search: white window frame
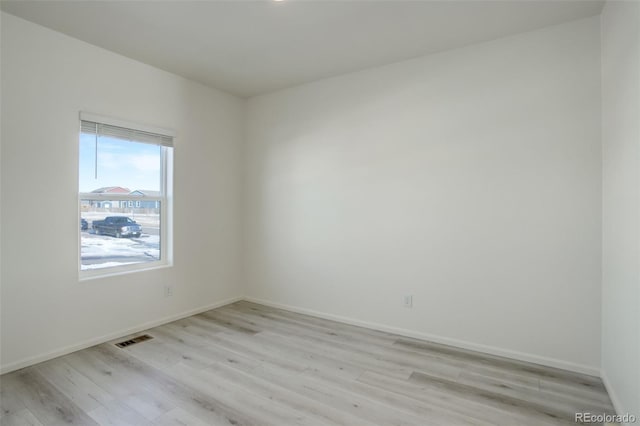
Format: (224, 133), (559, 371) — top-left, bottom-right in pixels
(78, 112), (174, 280)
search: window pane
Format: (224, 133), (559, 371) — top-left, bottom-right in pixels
(80, 201), (161, 270)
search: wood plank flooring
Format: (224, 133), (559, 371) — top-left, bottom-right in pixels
(0, 301), (616, 425)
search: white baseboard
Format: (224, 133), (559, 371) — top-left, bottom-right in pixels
(244, 296), (601, 377)
(0, 296), (242, 375)
(600, 369), (628, 420)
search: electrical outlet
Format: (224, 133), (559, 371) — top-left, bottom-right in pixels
(164, 285), (173, 297)
(403, 295), (413, 308)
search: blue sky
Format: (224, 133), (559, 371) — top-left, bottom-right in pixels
(79, 134), (161, 193)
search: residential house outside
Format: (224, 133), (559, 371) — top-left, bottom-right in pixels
(80, 187), (160, 214)
(129, 190), (161, 210)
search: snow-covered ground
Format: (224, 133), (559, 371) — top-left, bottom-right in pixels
(80, 231), (160, 270)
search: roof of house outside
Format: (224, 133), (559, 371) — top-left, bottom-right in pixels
(130, 190), (161, 197)
(89, 187), (161, 197)
(91, 186), (131, 193)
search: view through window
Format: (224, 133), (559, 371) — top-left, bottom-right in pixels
(79, 116), (173, 273)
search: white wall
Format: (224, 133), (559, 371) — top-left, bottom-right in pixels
(244, 17), (603, 373)
(601, 1), (640, 418)
(0, 13), (245, 372)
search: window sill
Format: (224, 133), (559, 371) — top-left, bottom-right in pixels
(79, 261), (173, 281)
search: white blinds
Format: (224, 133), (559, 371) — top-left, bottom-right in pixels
(81, 120), (173, 147)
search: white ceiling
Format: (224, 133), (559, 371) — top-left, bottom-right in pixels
(1, 0), (604, 98)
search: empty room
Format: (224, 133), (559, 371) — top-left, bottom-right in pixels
(0, 0), (638, 425)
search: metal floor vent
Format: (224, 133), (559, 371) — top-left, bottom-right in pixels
(115, 334), (153, 348)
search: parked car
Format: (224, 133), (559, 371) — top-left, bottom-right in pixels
(92, 216), (142, 238)
(81, 218), (88, 230)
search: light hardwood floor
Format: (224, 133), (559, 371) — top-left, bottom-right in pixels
(0, 301), (615, 425)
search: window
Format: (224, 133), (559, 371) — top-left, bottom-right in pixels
(79, 113), (173, 276)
